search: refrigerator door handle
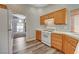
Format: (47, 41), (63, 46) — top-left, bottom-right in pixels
(8, 29), (12, 31)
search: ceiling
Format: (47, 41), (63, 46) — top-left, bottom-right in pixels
(29, 4), (49, 8)
(7, 4), (53, 8)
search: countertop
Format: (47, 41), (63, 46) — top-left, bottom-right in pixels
(36, 28), (79, 41)
(53, 31), (79, 41)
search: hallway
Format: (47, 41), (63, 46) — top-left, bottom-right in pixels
(13, 37), (26, 53)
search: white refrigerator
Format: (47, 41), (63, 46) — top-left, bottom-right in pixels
(0, 8), (13, 54)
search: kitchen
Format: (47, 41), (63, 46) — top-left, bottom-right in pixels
(0, 4), (79, 54)
(36, 8), (79, 54)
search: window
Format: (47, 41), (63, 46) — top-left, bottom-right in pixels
(71, 9), (79, 33)
(73, 15), (79, 33)
(17, 19), (24, 32)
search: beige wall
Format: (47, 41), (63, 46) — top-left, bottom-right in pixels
(41, 4), (79, 31)
(7, 4), (79, 41)
(7, 4), (43, 40)
(27, 4), (79, 40)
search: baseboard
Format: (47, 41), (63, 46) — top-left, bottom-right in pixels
(25, 37), (35, 42)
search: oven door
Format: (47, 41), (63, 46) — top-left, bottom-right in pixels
(42, 31), (51, 46)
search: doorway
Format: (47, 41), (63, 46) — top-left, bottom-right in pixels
(12, 14), (26, 38)
(12, 14), (26, 53)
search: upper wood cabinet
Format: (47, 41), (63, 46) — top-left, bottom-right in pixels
(0, 4), (7, 9)
(53, 8), (67, 25)
(40, 15), (46, 25)
(40, 8), (67, 25)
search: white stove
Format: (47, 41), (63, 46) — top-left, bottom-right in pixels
(41, 18), (56, 46)
(41, 29), (55, 46)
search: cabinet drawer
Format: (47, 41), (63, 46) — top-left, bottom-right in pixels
(52, 33), (62, 39)
(52, 40), (62, 46)
(52, 37), (62, 42)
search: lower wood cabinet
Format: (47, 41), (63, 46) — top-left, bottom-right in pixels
(35, 31), (78, 54)
(52, 41), (62, 51)
(36, 30), (41, 41)
(51, 33), (63, 51)
(51, 33), (78, 54)
(63, 41), (75, 54)
(62, 35), (78, 54)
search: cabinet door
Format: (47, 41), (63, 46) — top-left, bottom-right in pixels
(52, 40), (62, 51)
(63, 35), (78, 54)
(36, 30), (41, 41)
(53, 8), (67, 25)
(40, 16), (46, 25)
(63, 41), (75, 54)
(51, 33), (62, 51)
(66, 36), (78, 47)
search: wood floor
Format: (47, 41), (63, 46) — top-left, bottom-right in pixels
(13, 37), (63, 54)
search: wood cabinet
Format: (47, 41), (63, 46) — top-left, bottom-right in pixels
(36, 30), (78, 54)
(51, 33), (63, 51)
(62, 35), (78, 54)
(40, 8), (67, 25)
(53, 8), (67, 25)
(63, 41), (75, 54)
(40, 16), (46, 25)
(36, 30), (41, 41)
(0, 4), (7, 9)
(51, 33), (78, 54)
